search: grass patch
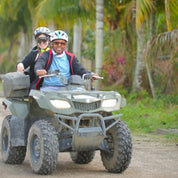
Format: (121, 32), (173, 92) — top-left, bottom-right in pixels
(114, 96), (178, 142)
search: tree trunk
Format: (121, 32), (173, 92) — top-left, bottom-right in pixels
(32, 20), (36, 49)
(17, 31), (32, 61)
(132, 24), (146, 92)
(150, 7), (155, 38)
(132, 0), (136, 31)
(73, 19), (82, 62)
(146, 4), (156, 98)
(17, 31), (25, 61)
(95, 0), (104, 90)
(131, 0), (137, 84)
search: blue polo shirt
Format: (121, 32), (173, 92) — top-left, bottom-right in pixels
(42, 51), (71, 87)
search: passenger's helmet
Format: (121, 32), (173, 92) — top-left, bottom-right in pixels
(34, 27), (51, 39)
(50, 30), (68, 42)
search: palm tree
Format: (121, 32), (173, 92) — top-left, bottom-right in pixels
(143, 0), (178, 97)
(132, 0), (153, 92)
(73, 19), (82, 61)
(95, 0), (104, 90)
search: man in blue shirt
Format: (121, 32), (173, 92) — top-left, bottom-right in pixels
(32, 30), (97, 90)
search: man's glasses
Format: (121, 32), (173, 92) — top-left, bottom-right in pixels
(53, 41), (66, 46)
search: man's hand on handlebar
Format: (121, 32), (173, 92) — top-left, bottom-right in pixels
(83, 73), (103, 80)
(91, 73), (99, 80)
(36, 69), (47, 76)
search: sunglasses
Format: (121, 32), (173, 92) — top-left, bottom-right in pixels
(53, 41), (66, 46)
(37, 39), (48, 44)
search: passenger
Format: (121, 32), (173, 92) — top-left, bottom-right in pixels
(32, 30), (98, 91)
(17, 27), (51, 83)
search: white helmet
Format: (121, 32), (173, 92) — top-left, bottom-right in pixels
(50, 30), (68, 42)
(34, 27), (51, 39)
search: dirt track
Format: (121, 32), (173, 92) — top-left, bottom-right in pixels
(0, 97), (178, 178)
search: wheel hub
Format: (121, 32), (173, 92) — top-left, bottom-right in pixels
(2, 128), (8, 152)
(31, 135), (41, 162)
(105, 133), (114, 159)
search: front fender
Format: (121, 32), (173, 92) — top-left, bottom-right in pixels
(10, 115), (26, 146)
(2, 98), (29, 119)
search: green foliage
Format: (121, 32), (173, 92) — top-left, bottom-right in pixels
(0, 59), (16, 73)
(101, 28), (135, 91)
(0, 2), (32, 40)
(0, 50), (17, 73)
(169, 0), (178, 29)
(82, 28), (95, 61)
(136, 0), (154, 30)
(114, 94), (178, 141)
(155, 93), (178, 105)
(155, 12), (168, 34)
(35, 0), (93, 27)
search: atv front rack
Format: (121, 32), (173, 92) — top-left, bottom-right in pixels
(54, 113), (122, 151)
(54, 113), (122, 134)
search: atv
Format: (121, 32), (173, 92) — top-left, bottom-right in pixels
(0, 71), (132, 175)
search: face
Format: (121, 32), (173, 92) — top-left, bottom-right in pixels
(36, 34), (49, 49)
(52, 39), (67, 54)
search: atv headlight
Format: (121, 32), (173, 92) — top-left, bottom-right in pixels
(102, 99), (117, 108)
(50, 100), (71, 109)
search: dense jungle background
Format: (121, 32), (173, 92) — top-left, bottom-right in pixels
(0, 0), (177, 140)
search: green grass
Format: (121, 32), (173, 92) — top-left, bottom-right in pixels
(115, 97), (178, 142)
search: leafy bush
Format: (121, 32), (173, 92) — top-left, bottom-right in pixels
(114, 94), (178, 141)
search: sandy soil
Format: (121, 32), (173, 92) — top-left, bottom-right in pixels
(0, 97), (178, 178)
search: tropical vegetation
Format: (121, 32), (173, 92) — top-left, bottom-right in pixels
(0, 0), (177, 139)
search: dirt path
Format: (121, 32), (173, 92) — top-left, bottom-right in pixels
(0, 97), (178, 178)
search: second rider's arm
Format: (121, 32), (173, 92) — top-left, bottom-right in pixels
(34, 51), (49, 76)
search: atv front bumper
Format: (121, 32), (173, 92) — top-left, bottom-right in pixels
(54, 113), (122, 151)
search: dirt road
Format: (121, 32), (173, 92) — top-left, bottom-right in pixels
(0, 97), (178, 178)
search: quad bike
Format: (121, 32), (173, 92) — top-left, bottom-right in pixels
(0, 71), (132, 175)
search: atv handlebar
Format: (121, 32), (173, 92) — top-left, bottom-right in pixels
(39, 70), (60, 78)
(39, 71), (103, 80)
(82, 73), (104, 80)
(37, 71), (103, 91)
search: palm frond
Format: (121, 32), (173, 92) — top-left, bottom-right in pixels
(0, 0), (27, 20)
(136, 0), (154, 30)
(35, 0), (93, 28)
(151, 29), (178, 51)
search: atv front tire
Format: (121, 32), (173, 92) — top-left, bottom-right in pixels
(27, 120), (58, 175)
(70, 151), (95, 164)
(100, 119), (132, 173)
(0, 115), (26, 164)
